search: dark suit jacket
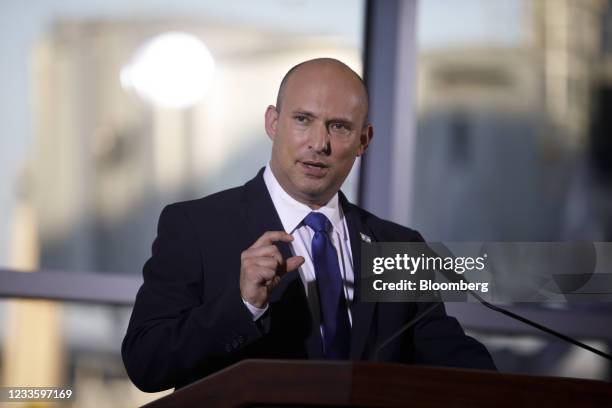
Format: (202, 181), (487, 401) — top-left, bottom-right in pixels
(122, 168), (495, 392)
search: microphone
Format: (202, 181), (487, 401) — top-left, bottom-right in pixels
(373, 302), (441, 361)
(372, 243), (612, 362)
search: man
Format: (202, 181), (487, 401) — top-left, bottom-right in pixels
(122, 58), (495, 393)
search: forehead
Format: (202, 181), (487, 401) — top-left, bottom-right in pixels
(281, 65), (366, 119)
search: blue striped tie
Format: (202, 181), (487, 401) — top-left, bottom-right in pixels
(303, 212), (351, 359)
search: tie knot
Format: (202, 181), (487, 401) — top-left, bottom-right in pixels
(303, 212), (331, 233)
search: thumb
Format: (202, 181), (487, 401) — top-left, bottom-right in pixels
(285, 256), (305, 273)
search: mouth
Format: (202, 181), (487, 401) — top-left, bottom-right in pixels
(298, 160), (329, 177)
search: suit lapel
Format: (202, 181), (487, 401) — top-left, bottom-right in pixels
(340, 192), (377, 360)
(243, 168), (323, 359)
(243, 168), (294, 262)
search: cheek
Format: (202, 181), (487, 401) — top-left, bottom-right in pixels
(332, 141), (360, 162)
(281, 133), (308, 157)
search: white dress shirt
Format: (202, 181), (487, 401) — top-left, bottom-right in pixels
(242, 164), (354, 329)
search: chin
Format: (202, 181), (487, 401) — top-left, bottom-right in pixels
(294, 181), (327, 199)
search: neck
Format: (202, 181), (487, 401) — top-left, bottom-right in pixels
(306, 202), (322, 210)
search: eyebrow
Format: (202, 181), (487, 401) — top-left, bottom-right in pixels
(291, 110), (355, 125)
(291, 110), (317, 118)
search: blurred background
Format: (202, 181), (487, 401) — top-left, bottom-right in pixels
(0, 0), (611, 406)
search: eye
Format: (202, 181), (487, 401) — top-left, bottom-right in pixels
(294, 114), (310, 124)
(329, 122), (351, 133)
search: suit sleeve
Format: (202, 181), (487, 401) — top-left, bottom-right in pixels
(410, 302), (496, 370)
(121, 204), (265, 392)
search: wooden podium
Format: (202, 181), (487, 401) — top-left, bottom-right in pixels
(142, 359), (612, 407)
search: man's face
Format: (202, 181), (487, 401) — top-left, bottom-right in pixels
(265, 63), (373, 208)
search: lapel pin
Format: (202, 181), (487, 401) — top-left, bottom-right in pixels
(360, 232), (372, 243)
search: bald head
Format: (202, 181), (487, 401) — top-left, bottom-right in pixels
(264, 57), (374, 208)
(275, 58), (369, 125)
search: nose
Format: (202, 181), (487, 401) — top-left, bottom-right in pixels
(309, 122), (331, 154)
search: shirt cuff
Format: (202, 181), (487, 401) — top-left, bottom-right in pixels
(242, 298), (269, 321)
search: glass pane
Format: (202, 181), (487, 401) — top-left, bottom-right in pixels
(415, 0), (612, 379)
(0, 1), (365, 276)
(414, 0), (612, 242)
(0, 298), (170, 407)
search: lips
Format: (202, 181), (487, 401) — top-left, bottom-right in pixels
(302, 160), (328, 168)
(299, 160), (329, 177)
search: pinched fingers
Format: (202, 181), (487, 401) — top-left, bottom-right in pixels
(241, 244), (283, 266)
(250, 231), (293, 249)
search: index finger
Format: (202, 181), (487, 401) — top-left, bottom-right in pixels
(250, 231), (293, 249)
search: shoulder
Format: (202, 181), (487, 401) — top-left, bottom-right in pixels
(161, 184), (246, 224)
(344, 201), (425, 243)
(162, 168), (267, 221)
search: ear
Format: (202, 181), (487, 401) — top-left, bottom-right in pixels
(356, 124), (373, 156)
(265, 105), (279, 141)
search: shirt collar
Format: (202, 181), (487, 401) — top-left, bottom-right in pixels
(263, 164), (345, 237)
